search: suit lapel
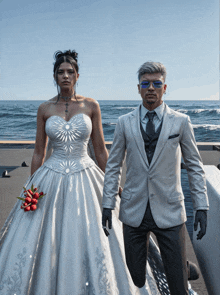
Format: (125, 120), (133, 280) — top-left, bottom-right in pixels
(150, 104), (175, 168)
(130, 105), (149, 167)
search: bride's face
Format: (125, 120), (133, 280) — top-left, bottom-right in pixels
(56, 62), (79, 91)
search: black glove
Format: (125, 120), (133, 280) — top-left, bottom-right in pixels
(194, 210), (207, 240)
(102, 208), (112, 237)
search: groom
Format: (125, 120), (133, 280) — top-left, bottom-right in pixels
(102, 62), (209, 294)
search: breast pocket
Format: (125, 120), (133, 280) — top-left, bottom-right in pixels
(167, 135), (180, 148)
(168, 134), (180, 140)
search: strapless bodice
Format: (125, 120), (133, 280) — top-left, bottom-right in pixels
(44, 114), (95, 174)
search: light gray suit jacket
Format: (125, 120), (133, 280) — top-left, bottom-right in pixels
(102, 103), (209, 228)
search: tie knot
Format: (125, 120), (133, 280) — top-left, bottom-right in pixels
(146, 111), (156, 121)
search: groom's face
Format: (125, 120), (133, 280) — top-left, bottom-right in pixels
(138, 73), (167, 110)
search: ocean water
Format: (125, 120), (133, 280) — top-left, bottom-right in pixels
(0, 100), (219, 142)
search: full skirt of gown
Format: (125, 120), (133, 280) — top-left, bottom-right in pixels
(0, 164), (161, 294)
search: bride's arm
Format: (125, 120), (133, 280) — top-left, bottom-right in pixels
(31, 103), (48, 175)
(90, 100), (108, 172)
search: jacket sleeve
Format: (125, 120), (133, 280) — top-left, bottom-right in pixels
(180, 116), (209, 210)
(102, 117), (126, 209)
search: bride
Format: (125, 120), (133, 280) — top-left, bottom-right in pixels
(0, 50), (196, 295)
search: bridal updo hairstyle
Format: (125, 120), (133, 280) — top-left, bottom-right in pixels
(53, 50), (79, 83)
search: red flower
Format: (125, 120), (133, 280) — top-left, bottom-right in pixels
(33, 193), (40, 199)
(31, 199), (38, 205)
(25, 197), (32, 204)
(30, 205), (37, 211)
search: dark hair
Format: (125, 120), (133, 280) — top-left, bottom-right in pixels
(53, 50), (79, 82)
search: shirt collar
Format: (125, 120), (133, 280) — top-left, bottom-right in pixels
(140, 102), (165, 121)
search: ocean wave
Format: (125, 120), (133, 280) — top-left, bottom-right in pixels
(0, 112), (37, 119)
(193, 124), (220, 130)
(176, 108), (220, 115)
(103, 122), (117, 126)
(192, 109), (208, 113)
(191, 109), (220, 114)
(176, 109), (188, 114)
(114, 107), (136, 110)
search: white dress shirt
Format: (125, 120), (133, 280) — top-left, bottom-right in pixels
(140, 102), (165, 132)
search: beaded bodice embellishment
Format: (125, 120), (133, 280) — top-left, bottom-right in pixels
(44, 114), (95, 174)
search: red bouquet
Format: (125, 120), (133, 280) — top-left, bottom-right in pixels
(17, 184), (46, 212)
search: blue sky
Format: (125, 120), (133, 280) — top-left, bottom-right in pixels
(0, 0), (219, 101)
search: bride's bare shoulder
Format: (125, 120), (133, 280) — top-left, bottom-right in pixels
(37, 96), (57, 114)
(46, 96), (58, 104)
(82, 96), (100, 109)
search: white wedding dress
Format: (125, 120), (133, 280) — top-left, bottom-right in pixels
(0, 114), (196, 295)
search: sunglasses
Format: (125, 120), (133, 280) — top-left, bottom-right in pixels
(140, 80), (163, 89)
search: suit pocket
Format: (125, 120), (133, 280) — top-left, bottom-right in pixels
(168, 134), (180, 139)
(121, 191), (131, 200)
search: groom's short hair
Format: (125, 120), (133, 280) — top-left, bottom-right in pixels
(137, 62), (167, 82)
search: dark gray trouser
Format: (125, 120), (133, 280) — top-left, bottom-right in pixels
(123, 202), (188, 295)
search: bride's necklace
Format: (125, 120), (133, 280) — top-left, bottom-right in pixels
(60, 94), (74, 114)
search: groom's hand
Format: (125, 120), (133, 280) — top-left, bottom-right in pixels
(102, 208), (112, 237)
(194, 210), (207, 240)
